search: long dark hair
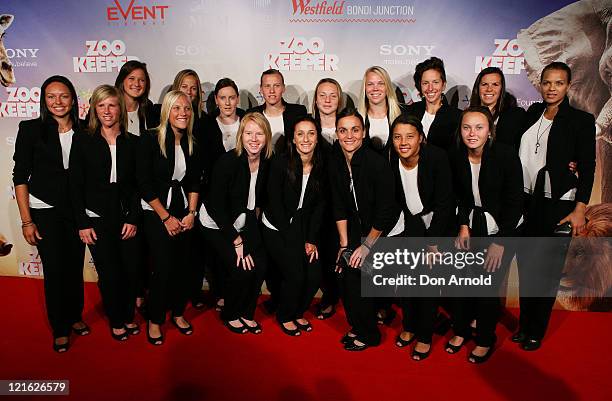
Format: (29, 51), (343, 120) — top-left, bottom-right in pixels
(40, 75), (80, 127)
(457, 105), (496, 149)
(287, 115), (323, 192)
(469, 67), (509, 120)
(114, 60), (151, 130)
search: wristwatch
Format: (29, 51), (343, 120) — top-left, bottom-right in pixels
(189, 210), (198, 216)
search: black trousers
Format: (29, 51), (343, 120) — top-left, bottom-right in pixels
(516, 196), (574, 340)
(318, 219), (340, 308)
(88, 215), (139, 329)
(142, 210), (192, 324)
(340, 267), (380, 346)
(202, 227), (267, 321)
(198, 225), (224, 300)
(449, 237), (514, 347)
(262, 225), (322, 323)
(31, 208), (85, 338)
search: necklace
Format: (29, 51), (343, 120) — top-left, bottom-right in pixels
(534, 112), (553, 154)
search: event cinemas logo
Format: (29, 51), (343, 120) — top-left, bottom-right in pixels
(73, 40), (139, 73)
(266, 37), (339, 71)
(475, 39), (525, 75)
(106, 0), (170, 24)
(291, 0), (345, 15)
(0, 86), (40, 118)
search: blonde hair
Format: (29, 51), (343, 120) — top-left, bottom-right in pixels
(234, 112), (273, 159)
(312, 78), (344, 120)
(357, 66), (402, 124)
(88, 85), (127, 135)
(156, 90), (195, 158)
(171, 69), (203, 119)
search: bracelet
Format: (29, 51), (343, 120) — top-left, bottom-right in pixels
(362, 242), (372, 251)
(188, 210), (198, 216)
(21, 220), (33, 227)
(161, 214), (171, 223)
(234, 241), (243, 248)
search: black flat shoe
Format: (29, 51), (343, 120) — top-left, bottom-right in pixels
(125, 324), (140, 336)
(241, 319), (263, 334)
(344, 340), (368, 351)
(280, 323), (301, 337)
(377, 308), (397, 326)
(215, 300), (224, 312)
(224, 320), (248, 334)
(446, 336), (469, 354)
(340, 333), (356, 345)
(111, 327), (129, 342)
(295, 320), (313, 332)
(521, 338), (541, 351)
(412, 343), (432, 361)
(395, 333), (416, 348)
(315, 303), (336, 320)
(172, 318), (193, 336)
(72, 323), (90, 336)
(511, 331), (527, 343)
(53, 337), (70, 353)
(147, 323), (164, 346)
(468, 346), (494, 363)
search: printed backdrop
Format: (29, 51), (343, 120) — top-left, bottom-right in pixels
(1, 0), (610, 310)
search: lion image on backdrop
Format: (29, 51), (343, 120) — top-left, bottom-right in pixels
(558, 203), (612, 311)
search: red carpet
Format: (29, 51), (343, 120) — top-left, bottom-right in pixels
(0, 276), (610, 401)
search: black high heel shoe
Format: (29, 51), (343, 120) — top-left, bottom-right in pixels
(445, 335), (469, 354)
(295, 320), (313, 332)
(315, 303), (336, 320)
(521, 338), (541, 351)
(125, 323), (140, 336)
(53, 337), (70, 353)
(468, 346), (494, 363)
(280, 322), (301, 336)
(72, 322), (90, 336)
(395, 333), (416, 348)
(172, 317), (193, 336)
(241, 318), (262, 334)
(340, 332), (356, 345)
(224, 320), (248, 334)
(376, 308), (397, 326)
(411, 343), (432, 361)
(511, 331), (527, 343)
(147, 323), (164, 346)
(111, 327), (129, 342)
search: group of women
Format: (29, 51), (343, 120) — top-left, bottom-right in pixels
(13, 57), (595, 364)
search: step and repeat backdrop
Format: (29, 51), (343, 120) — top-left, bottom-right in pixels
(0, 0), (610, 310)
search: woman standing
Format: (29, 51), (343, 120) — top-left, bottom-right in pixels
(329, 108), (400, 351)
(70, 85), (140, 341)
(13, 75), (88, 352)
(262, 115), (325, 335)
(514, 62), (595, 351)
(115, 60), (159, 136)
(406, 57), (461, 151)
(313, 78), (343, 146)
(447, 106), (523, 363)
(389, 115), (454, 361)
(199, 112), (271, 334)
(137, 91), (201, 345)
(469, 66), (526, 149)
(357, 66), (404, 154)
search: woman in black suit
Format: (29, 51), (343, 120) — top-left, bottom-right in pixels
(199, 112), (271, 334)
(13, 75), (88, 352)
(137, 90), (201, 345)
(514, 62), (596, 351)
(469, 67), (526, 149)
(388, 115), (454, 361)
(199, 78), (245, 312)
(405, 57), (461, 151)
(329, 108), (401, 351)
(447, 106), (523, 363)
(262, 115), (325, 336)
(356, 66), (405, 154)
(70, 85), (140, 341)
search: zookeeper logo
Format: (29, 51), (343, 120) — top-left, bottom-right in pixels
(0, 86), (40, 118)
(475, 39), (525, 75)
(73, 40), (138, 73)
(265, 37), (339, 71)
(19, 250), (43, 277)
(106, 0), (170, 25)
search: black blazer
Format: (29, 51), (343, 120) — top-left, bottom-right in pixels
(364, 103), (408, 154)
(12, 117), (84, 210)
(248, 99), (307, 154)
(263, 153), (325, 245)
(390, 144), (454, 237)
(143, 99), (161, 133)
(522, 97), (596, 204)
(405, 97), (461, 151)
(137, 125), (201, 209)
(328, 144), (400, 246)
(449, 142), (523, 236)
(495, 106), (527, 150)
(69, 131), (140, 229)
(206, 150), (270, 252)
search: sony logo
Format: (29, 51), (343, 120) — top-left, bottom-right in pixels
(5, 48), (39, 58)
(379, 44), (435, 57)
